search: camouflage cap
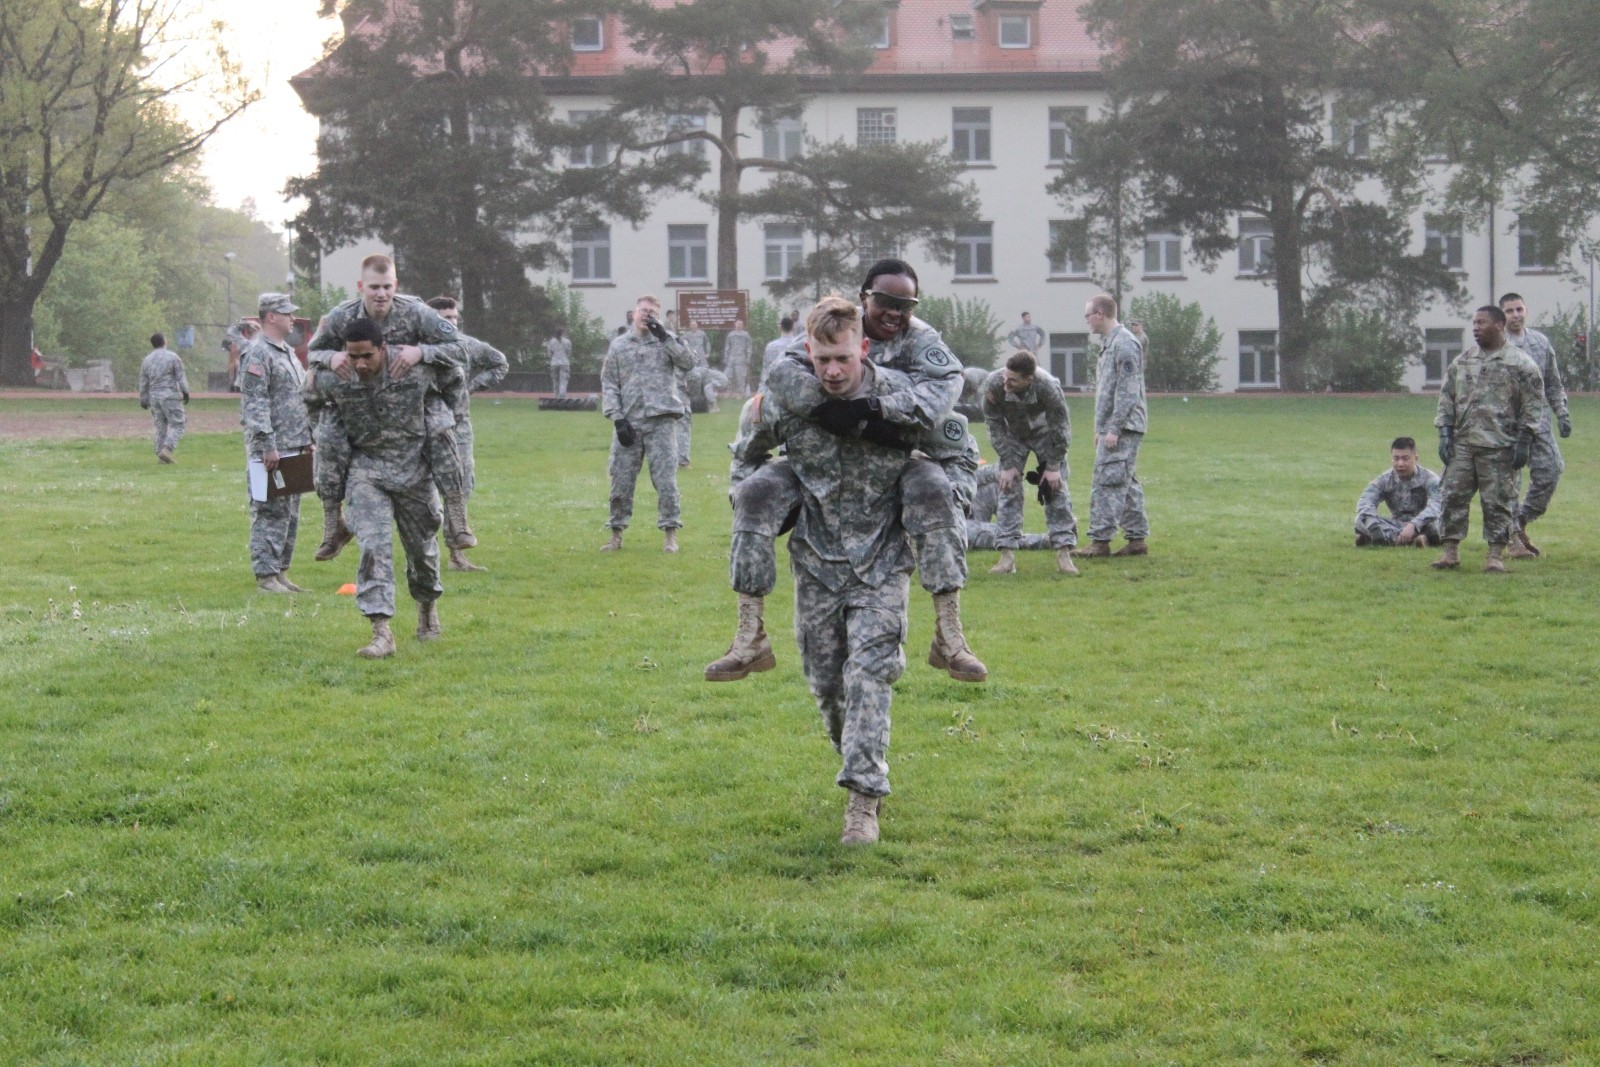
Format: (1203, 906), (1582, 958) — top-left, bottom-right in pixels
(258, 292), (299, 316)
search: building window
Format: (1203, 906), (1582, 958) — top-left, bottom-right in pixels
(1333, 106), (1372, 157)
(1238, 216), (1273, 275)
(761, 117), (803, 162)
(571, 16), (603, 52)
(1049, 333), (1092, 389)
(664, 114), (706, 157)
(998, 14), (1031, 48)
(1048, 219), (1090, 278)
(952, 108), (992, 163)
(869, 12), (891, 48)
(567, 110), (606, 168)
(1144, 229), (1182, 276)
(950, 14), (974, 40)
(1518, 215), (1561, 270)
(1048, 106), (1086, 162)
(764, 224), (804, 281)
(857, 107), (897, 146)
(668, 225), (708, 282)
(1424, 215), (1463, 270)
(857, 231), (903, 269)
(571, 225), (611, 282)
(1423, 328), (1461, 386)
(954, 222), (994, 278)
(1239, 331), (1279, 388)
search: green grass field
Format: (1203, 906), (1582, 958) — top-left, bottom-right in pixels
(2, 393), (1596, 1065)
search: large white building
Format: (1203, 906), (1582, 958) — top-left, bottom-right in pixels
(301, 0), (1596, 391)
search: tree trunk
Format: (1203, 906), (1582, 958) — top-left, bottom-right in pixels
(716, 106), (742, 291)
(1272, 204), (1309, 392)
(0, 297), (36, 387)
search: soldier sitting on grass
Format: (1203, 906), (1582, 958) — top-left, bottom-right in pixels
(1354, 436), (1442, 548)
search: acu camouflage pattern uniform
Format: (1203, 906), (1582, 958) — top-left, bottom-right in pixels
(545, 334), (572, 398)
(723, 328), (754, 394)
(733, 317), (969, 597)
(1434, 342), (1544, 546)
(138, 347), (189, 456)
(1006, 322), (1047, 354)
(304, 358), (464, 619)
(1355, 466), (1443, 545)
(239, 334), (313, 578)
(966, 465), (1050, 551)
(1507, 327), (1569, 525)
(981, 367), (1078, 550)
(732, 361), (925, 799)
(677, 326), (711, 462)
(305, 295), (467, 510)
(1088, 324), (1149, 543)
(450, 332), (509, 498)
(600, 327), (694, 531)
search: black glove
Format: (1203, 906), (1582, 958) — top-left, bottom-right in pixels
(1559, 414), (1572, 439)
(1437, 428), (1453, 466)
(859, 417), (913, 451)
(644, 316), (670, 343)
(613, 418), (637, 448)
(1513, 431), (1532, 470)
(810, 397), (859, 436)
(181, 392), (190, 405)
(1025, 467), (1055, 504)
(139, 401), (149, 410)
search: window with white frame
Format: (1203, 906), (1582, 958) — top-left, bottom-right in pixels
(663, 114), (706, 157)
(571, 225), (611, 282)
(1424, 215), (1463, 270)
(868, 12), (891, 48)
(567, 110), (606, 168)
(1048, 219), (1090, 278)
(764, 224), (804, 281)
(954, 222), (994, 278)
(667, 225), (709, 281)
(1048, 106), (1086, 162)
(1238, 216), (1273, 275)
(857, 231), (903, 269)
(1239, 331), (1279, 387)
(1423, 328), (1461, 386)
(1518, 215), (1561, 270)
(571, 16), (603, 52)
(1333, 106), (1372, 157)
(1144, 228), (1182, 276)
(857, 108), (897, 146)
(952, 108), (992, 163)
(1050, 332), (1093, 389)
(950, 14), (974, 40)
(998, 14), (1031, 47)
(761, 117), (803, 162)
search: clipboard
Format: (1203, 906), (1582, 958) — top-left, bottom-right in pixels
(248, 450), (314, 502)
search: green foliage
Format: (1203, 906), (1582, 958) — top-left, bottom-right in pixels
(539, 278), (609, 374)
(916, 294), (1002, 370)
(1304, 308), (1413, 393)
(1127, 292), (1223, 392)
(1536, 304), (1591, 390)
(291, 284), (351, 326)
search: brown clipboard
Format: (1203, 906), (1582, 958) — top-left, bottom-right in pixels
(266, 450), (315, 498)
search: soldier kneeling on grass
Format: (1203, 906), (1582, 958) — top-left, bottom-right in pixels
(1354, 436), (1442, 548)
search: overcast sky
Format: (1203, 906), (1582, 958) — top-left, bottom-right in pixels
(171, 3), (340, 232)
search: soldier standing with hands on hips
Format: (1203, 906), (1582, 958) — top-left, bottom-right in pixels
(1076, 293), (1150, 558)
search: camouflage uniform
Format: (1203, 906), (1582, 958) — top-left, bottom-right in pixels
(305, 295), (466, 509)
(601, 328), (694, 531)
(1507, 327), (1568, 525)
(1434, 343), (1545, 545)
(759, 334), (794, 389)
(1354, 466), (1443, 545)
(732, 362), (919, 798)
(138, 347), (188, 455)
(966, 465), (1050, 551)
(449, 332), (509, 496)
(239, 334), (313, 578)
(545, 335), (572, 398)
(1088, 324), (1149, 542)
(723, 329), (754, 394)
(304, 358), (464, 619)
(739, 318), (968, 595)
(1006, 322), (1047, 354)
(981, 368), (1078, 550)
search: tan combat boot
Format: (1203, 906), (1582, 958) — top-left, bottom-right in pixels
(1073, 540), (1112, 558)
(1057, 548), (1080, 575)
(841, 789), (881, 845)
(157, 448), (174, 464)
(663, 529), (680, 553)
(1484, 543), (1508, 574)
(988, 549), (1017, 575)
(276, 573), (305, 592)
(1430, 540), (1461, 569)
(416, 600), (442, 641)
(442, 491), (477, 549)
(357, 617), (396, 659)
(600, 529), (623, 552)
(1506, 537), (1537, 560)
(315, 503), (354, 561)
(1112, 538), (1148, 557)
(449, 547), (486, 572)
(256, 574), (291, 593)
(705, 594), (777, 681)
(928, 591), (988, 682)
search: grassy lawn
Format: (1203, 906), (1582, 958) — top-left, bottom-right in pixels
(1, 393), (1596, 1065)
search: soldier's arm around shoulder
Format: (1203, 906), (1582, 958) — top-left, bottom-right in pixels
(765, 348), (827, 416)
(730, 392), (782, 486)
(306, 305), (354, 365)
(411, 301), (466, 368)
(470, 338), (509, 390)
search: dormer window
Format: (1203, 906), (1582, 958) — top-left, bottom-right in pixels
(871, 12), (891, 49)
(998, 14), (1031, 48)
(571, 16), (603, 52)
(950, 14), (974, 40)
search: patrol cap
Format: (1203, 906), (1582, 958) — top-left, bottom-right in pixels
(258, 292), (299, 316)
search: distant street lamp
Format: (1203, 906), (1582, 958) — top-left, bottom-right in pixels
(224, 251), (236, 325)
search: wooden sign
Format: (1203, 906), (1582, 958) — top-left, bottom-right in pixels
(677, 290), (749, 330)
